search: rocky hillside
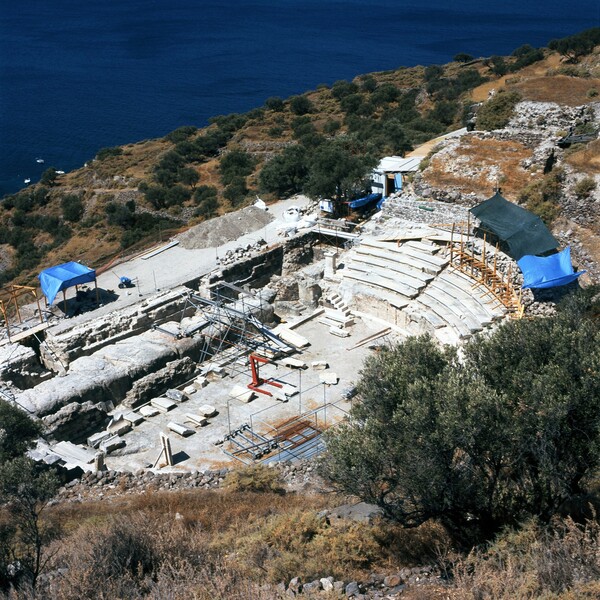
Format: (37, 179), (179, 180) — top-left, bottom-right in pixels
(0, 33), (599, 291)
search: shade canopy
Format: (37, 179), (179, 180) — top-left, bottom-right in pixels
(517, 247), (584, 289)
(470, 192), (558, 260)
(38, 262), (96, 305)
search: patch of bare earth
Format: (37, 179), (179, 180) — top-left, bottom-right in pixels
(423, 136), (533, 199)
(512, 75), (600, 105)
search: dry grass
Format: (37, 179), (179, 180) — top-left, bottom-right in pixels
(565, 139), (600, 175)
(423, 136), (533, 198)
(26, 486), (453, 599)
(511, 75), (600, 106)
(451, 518), (600, 599)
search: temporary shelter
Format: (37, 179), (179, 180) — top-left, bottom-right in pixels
(470, 192), (558, 260)
(371, 156), (422, 197)
(517, 247), (584, 289)
(38, 261), (98, 307)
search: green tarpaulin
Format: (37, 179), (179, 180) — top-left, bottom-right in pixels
(470, 192), (558, 260)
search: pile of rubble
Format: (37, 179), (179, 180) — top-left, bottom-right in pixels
(280, 568), (444, 598)
(218, 238), (268, 266)
(54, 459), (327, 502)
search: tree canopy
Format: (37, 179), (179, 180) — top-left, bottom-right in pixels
(321, 289), (600, 545)
(0, 400), (41, 463)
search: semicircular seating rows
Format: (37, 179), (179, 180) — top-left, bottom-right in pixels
(338, 238), (506, 344)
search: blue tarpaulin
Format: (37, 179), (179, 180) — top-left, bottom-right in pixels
(38, 262), (96, 305)
(348, 193), (382, 209)
(394, 173), (402, 192)
(517, 247), (584, 289)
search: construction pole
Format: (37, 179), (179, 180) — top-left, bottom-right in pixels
(13, 289), (22, 324)
(34, 290), (43, 324)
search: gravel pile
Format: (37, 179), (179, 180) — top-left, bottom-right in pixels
(178, 205), (273, 249)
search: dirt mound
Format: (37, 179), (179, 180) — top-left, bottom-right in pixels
(177, 205), (274, 249)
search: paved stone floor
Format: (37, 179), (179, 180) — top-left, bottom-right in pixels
(106, 314), (401, 473)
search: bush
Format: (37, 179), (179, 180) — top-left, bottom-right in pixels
(323, 119), (341, 135)
(259, 145), (309, 196)
(454, 52), (474, 63)
(321, 291), (600, 545)
(178, 166), (199, 188)
(165, 125), (198, 143)
(142, 184), (168, 209)
(518, 167), (564, 224)
(510, 47), (544, 71)
(61, 194), (84, 222)
(574, 176), (597, 198)
(96, 146), (123, 161)
(487, 55), (508, 76)
(289, 95), (313, 116)
(264, 96), (284, 111)
(165, 184), (191, 207)
(424, 65), (444, 82)
(291, 116), (316, 140)
(223, 176), (249, 205)
(549, 28), (600, 62)
(360, 75), (377, 93)
(340, 93), (364, 115)
(476, 90), (521, 130)
(331, 79), (359, 100)
(220, 149), (255, 186)
(453, 518), (600, 599)
(0, 400), (41, 462)
(371, 83), (399, 105)
(39, 167), (57, 186)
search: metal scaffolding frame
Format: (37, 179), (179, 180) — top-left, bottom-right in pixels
(155, 283), (293, 377)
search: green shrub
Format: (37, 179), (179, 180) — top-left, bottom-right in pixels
(165, 125), (198, 143)
(268, 126), (284, 137)
(454, 52), (474, 63)
(289, 95), (314, 116)
(518, 167), (564, 224)
(476, 90), (521, 130)
(323, 119), (341, 135)
(332, 79), (359, 100)
(220, 149), (255, 186)
(360, 75), (377, 93)
(264, 96), (284, 111)
(61, 194), (84, 222)
(291, 116), (316, 140)
(574, 176), (597, 198)
(340, 93), (364, 115)
(96, 146), (123, 161)
(223, 176), (249, 205)
(424, 65), (444, 82)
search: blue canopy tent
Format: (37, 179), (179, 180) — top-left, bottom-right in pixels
(38, 262), (98, 309)
(517, 247), (584, 289)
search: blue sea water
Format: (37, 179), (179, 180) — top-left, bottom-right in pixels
(1, 0), (599, 196)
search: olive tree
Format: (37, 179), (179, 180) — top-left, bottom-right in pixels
(0, 401), (59, 591)
(321, 289), (600, 545)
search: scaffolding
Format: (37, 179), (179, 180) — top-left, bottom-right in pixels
(156, 283), (293, 375)
(449, 220), (524, 318)
(0, 285), (45, 342)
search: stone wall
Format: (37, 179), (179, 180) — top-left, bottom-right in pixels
(40, 288), (194, 371)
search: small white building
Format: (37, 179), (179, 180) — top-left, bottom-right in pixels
(371, 156), (422, 197)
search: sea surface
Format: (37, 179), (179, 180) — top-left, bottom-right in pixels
(1, 0), (599, 196)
